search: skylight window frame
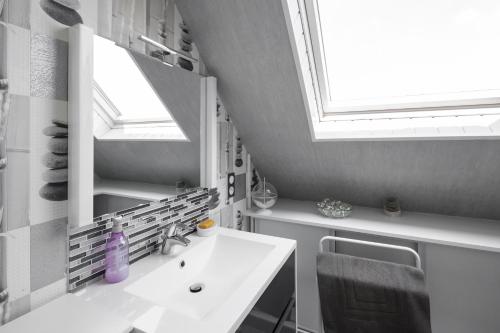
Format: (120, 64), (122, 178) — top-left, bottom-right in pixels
(93, 80), (177, 124)
(92, 35), (189, 142)
(302, 0), (500, 119)
(93, 81), (187, 142)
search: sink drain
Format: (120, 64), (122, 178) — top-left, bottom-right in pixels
(189, 283), (204, 293)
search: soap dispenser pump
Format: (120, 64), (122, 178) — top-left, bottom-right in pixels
(105, 217), (129, 283)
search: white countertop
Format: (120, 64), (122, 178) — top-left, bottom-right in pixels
(72, 228), (296, 333)
(0, 294), (132, 333)
(245, 199), (500, 253)
(94, 179), (178, 201)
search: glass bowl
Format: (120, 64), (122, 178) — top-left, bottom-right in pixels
(251, 179), (278, 209)
(316, 198), (352, 218)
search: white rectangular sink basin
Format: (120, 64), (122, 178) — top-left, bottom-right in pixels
(125, 233), (275, 320)
(77, 228), (296, 333)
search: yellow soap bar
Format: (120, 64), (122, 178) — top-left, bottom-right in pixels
(198, 219), (215, 229)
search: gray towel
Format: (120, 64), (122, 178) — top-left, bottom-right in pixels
(317, 252), (431, 333)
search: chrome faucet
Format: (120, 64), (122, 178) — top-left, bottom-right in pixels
(160, 223), (190, 255)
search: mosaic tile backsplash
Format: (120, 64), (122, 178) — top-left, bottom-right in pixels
(67, 188), (209, 291)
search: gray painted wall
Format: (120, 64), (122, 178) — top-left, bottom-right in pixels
(94, 51), (202, 186)
(177, 0), (500, 220)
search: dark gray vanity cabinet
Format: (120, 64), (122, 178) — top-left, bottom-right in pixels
(237, 251), (297, 333)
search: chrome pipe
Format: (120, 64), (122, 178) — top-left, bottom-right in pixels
(138, 35), (198, 63)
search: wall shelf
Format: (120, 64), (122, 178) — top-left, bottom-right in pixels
(94, 179), (177, 202)
(245, 199), (500, 253)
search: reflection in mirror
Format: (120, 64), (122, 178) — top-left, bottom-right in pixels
(91, 35), (202, 218)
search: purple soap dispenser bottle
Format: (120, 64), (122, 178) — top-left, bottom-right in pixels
(105, 217), (129, 283)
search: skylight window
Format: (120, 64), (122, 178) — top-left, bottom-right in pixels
(284, 0), (500, 139)
(93, 36), (173, 122)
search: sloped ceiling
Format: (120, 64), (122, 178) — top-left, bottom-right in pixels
(177, 0), (500, 220)
(94, 51), (201, 186)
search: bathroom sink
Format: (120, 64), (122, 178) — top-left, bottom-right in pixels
(77, 228), (295, 333)
(125, 233), (275, 320)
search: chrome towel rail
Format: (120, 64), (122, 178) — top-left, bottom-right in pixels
(138, 35), (199, 63)
(319, 235), (422, 270)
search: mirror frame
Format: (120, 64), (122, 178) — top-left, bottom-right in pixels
(68, 24), (217, 229)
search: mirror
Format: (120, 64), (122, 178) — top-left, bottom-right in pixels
(68, 25), (216, 229)
(91, 35), (203, 218)
(91, 34), (203, 218)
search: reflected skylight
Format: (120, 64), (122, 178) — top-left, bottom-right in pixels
(93, 35), (173, 122)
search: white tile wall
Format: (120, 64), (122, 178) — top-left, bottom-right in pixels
(233, 129), (247, 176)
(30, 278), (66, 310)
(6, 95), (30, 152)
(212, 97), (256, 230)
(30, 32), (68, 100)
(5, 226), (30, 301)
(7, 295), (31, 322)
(29, 0), (68, 41)
(232, 198), (247, 230)
(1, 0), (30, 29)
(220, 204), (233, 228)
(4, 24), (30, 96)
(5, 151), (29, 231)
(29, 97), (68, 225)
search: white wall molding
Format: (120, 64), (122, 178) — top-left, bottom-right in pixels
(68, 25), (94, 228)
(200, 77), (218, 190)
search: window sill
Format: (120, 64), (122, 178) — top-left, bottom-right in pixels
(94, 126), (188, 141)
(312, 114), (500, 141)
(93, 109), (188, 142)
